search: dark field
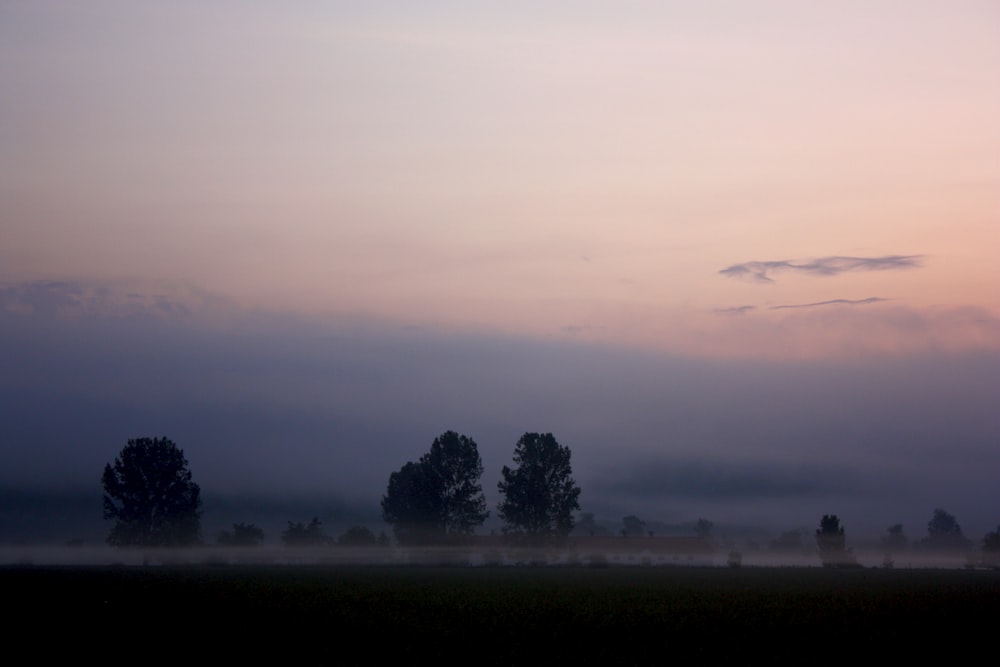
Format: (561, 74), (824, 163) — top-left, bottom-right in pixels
(7, 564), (997, 662)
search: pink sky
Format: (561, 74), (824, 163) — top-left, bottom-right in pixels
(2, 1), (997, 358)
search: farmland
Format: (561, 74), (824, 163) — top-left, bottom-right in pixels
(5, 563), (997, 662)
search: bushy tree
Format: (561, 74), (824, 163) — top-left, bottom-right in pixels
(621, 515), (646, 538)
(381, 431), (489, 545)
(694, 518), (714, 539)
(282, 517), (329, 547)
(217, 522), (264, 547)
(102, 437), (202, 547)
(984, 526), (1000, 553)
(983, 526), (1000, 568)
(770, 529), (804, 552)
(921, 508), (972, 551)
(338, 525), (378, 547)
(574, 512), (610, 537)
(882, 524), (907, 552)
(497, 432), (581, 545)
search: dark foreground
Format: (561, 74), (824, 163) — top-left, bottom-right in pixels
(7, 564), (997, 662)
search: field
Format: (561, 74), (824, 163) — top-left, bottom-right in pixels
(6, 563), (997, 662)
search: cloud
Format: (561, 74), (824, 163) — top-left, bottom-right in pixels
(714, 305), (756, 316)
(719, 255), (922, 283)
(770, 297), (888, 310)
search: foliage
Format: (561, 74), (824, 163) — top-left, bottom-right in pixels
(921, 508), (972, 551)
(575, 512), (611, 537)
(102, 437), (202, 547)
(621, 515), (646, 538)
(882, 524), (907, 552)
(984, 526), (1000, 553)
(218, 522), (265, 547)
(815, 515), (858, 568)
(338, 525), (379, 547)
(282, 517), (330, 547)
(769, 529), (804, 552)
(497, 432), (581, 545)
(381, 431), (489, 545)
(694, 518), (714, 538)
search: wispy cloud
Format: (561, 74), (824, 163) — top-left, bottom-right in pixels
(714, 305), (756, 316)
(720, 255), (922, 283)
(770, 297), (888, 310)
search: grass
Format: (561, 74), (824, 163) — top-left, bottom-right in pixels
(6, 564), (997, 662)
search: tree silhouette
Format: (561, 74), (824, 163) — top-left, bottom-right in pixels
(497, 432), (581, 545)
(983, 526), (1000, 569)
(381, 431), (489, 545)
(816, 515), (857, 567)
(101, 437), (201, 547)
(882, 524), (907, 552)
(921, 508), (972, 551)
(338, 525), (379, 546)
(621, 515), (646, 538)
(281, 517), (329, 547)
(217, 522), (264, 546)
(770, 529), (804, 552)
(694, 518), (714, 539)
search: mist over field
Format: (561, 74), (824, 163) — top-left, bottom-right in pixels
(1, 283), (997, 553)
(1, 3), (997, 561)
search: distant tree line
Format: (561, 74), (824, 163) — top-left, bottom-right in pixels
(100, 435), (999, 566)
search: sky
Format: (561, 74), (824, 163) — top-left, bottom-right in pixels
(1, 1), (998, 546)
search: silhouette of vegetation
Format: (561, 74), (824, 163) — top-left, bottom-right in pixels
(984, 526), (1000, 553)
(217, 522), (264, 547)
(381, 430), (489, 546)
(101, 437), (202, 547)
(621, 515), (646, 537)
(979, 526), (1000, 568)
(574, 512), (612, 536)
(921, 508), (972, 551)
(815, 514), (857, 567)
(337, 525), (379, 547)
(694, 518), (714, 538)
(882, 524), (907, 552)
(281, 517), (330, 547)
(770, 529), (804, 552)
(497, 432), (581, 545)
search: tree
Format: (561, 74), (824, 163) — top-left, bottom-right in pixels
(770, 529), (804, 553)
(621, 515), (646, 538)
(102, 437), (202, 547)
(497, 432), (581, 545)
(882, 524), (907, 552)
(217, 522), (264, 547)
(984, 526), (1000, 553)
(338, 525), (378, 547)
(815, 514), (857, 567)
(694, 518), (714, 539)
(281, 517), (329, 547)
(381, 431), (489, 545)
(921, 508), (972, 551)
(983, 526), (1000, 569)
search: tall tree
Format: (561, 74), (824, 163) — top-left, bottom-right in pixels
(497, 432), (581, 545)
(101, 437), (202, 547)
(381, 431), (489, 545)
(815, 514), (857, 567)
